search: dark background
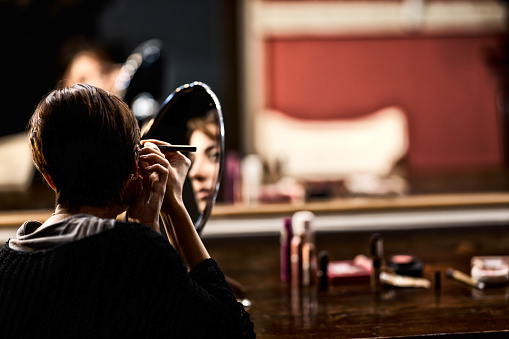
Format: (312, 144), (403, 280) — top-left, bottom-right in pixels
(0, 0), (240, 152)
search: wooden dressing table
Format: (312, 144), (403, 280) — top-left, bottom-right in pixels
(205, 224), (509, 338)
(200, 193), (509, 338)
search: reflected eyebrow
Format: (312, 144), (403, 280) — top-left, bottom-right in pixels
(205, 144), (219, 154)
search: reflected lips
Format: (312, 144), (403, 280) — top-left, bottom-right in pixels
(196, 189), (210, 201)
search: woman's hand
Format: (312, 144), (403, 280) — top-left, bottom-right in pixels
(127, 142), (170, 233)
(140, 139), (209, 268)
(141, 139), (191, 208)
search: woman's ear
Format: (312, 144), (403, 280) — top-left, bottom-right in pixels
(134, 151), (142, 176)
(41, 172), (57, 192)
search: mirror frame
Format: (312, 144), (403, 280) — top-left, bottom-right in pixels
(141, 81), (225, 235)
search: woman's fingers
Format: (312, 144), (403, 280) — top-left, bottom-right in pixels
(139, 153), (169, 169)
(143, 163), (168, 174)
(139, 142), (165, 157)
(139, 154), (170, 191)
(139, 142), (170, 170)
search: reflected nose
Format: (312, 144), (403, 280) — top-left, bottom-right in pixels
(189, 157), (207, 182)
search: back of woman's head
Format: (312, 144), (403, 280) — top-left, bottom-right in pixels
(29, 83), (140, 211)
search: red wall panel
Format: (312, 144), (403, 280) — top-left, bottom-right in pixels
(265, 36), (504, 171)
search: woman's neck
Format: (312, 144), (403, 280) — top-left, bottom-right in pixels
(45, 204), (121, 226)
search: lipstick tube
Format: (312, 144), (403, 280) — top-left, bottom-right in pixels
(280, 217), (293, 282)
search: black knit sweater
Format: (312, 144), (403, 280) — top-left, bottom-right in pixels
(0, 222), (255, 338)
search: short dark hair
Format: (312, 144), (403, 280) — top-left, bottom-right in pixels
(28, 84), (140, 211)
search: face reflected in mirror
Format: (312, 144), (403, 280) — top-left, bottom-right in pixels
(58, 37), (121, 95)
(61, 52), (121, 93)
(187, 110), (221, 213)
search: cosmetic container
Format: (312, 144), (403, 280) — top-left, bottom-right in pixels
(388, 254), (423, 277)
(241, 154), (263, 205)
(281, 217), (293, 283)
(293, 211), (317, 287)
(471, 256), (509, 286)
(224, 151), (241, 203)
(290, 223), (303, 286)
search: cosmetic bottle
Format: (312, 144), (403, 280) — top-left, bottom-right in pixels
(293, 211), (317, 287)
(281, 217), (293, 283)
(224, 151), (241, 204)
(290, 222), (303, 286)
(241, 154), (263, 205)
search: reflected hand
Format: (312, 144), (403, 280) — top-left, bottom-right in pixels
(128, 142), (170, 233)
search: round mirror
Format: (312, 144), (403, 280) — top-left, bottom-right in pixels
(141, 81), (224, 235)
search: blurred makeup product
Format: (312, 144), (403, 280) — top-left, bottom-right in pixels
(241, 154), (263, 205)
(370, 233), (383, 293)
(290, 223), (303, 286)
(388, 254), (423, 277)
(327, 255), (371, 285)
(298, 211), (317, 286)
(471, 256), (509, 286)
(435, 270), (441, 292)
(280, 217), (293, 283)
(380, 272), (431, 288)
(224, 151), (241, 203)
(446, 268), (485, 290)
(302, 238), (317, 287)
(318, 251), (329, 291)
(291, 211), (317, 287)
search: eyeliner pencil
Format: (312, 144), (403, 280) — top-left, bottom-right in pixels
(157, 145), (196, 152)
(139, 144), (196, 152)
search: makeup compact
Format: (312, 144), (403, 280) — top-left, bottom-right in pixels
(388, 254), (424, 278)
(471, 256), (509, 286)
(327, 257), (371, 285)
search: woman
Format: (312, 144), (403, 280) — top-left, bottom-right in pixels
(187, 110), (221, 213)
(0, 84), (255, 338)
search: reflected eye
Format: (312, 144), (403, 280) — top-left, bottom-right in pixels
(208, 150), (219, 163)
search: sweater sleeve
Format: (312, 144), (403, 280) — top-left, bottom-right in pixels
(190, 258), (255, 337)
(189, 258), (235, 303)
(129, 223), (256, 338)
